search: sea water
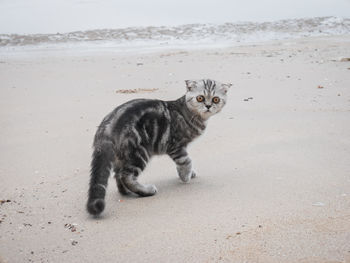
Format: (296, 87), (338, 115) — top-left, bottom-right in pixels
(0, 0), (349, 53)
(1, 17), (349, 53)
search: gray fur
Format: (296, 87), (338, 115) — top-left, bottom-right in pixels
(87, 79), (231, 215)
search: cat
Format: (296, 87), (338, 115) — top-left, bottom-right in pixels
(87, 79), (231, 215)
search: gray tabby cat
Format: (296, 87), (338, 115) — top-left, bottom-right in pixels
(87, 79), (231, 215)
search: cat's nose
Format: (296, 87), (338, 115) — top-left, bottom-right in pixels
(205, 105), (211, 109)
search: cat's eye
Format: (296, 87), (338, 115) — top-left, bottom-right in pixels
(212, 97), (220, 104)
(196, 95), (205, 102)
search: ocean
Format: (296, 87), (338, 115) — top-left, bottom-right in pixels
(0, 0), (349, 53)
(1, 17), (349, 53)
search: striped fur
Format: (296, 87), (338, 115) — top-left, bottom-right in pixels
(87, 79), (231, 215)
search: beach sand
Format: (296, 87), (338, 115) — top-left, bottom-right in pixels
(0, 35), (350, 262)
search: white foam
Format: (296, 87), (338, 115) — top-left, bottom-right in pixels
(0, 17), (349, 55)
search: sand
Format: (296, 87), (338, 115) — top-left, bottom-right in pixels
(0, 35), (350, 263)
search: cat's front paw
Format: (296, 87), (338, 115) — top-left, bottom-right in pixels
(191, 170), (197, 179)
(179, 170), (196, 183)
(179, 172), (191, 183)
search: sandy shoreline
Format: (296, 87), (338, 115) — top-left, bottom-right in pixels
(1, 36), (350, 262)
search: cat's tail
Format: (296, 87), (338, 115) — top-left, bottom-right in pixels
(87, 139), (115, 215)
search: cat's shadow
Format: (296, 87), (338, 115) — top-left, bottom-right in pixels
(86, 177), (207, 220)
(116, 177), (201, 200)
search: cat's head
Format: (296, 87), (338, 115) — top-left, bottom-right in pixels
(185, 79), (231, 119)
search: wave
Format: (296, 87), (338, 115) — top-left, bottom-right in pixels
(1, 16), (349, 50)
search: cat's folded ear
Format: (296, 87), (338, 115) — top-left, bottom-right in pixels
(185, 80), (197, 91)
(222, 83), (232, 94)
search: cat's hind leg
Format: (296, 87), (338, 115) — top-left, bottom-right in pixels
(114, 167), (131, 195)
(120, 167), (157, 197)
(118, 146), (157, 197)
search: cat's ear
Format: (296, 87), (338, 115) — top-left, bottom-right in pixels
(222, 83), (232, 94)
(185, 80), (197, 91)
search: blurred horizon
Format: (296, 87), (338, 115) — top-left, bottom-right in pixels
(0, 0), (350, 34)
